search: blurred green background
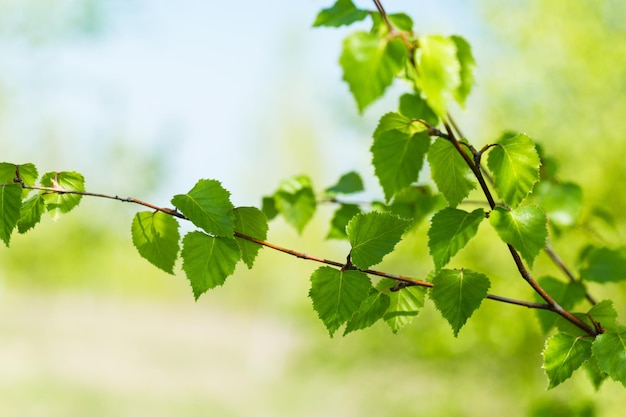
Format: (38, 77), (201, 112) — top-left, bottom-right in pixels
(1, 0), (625, 416)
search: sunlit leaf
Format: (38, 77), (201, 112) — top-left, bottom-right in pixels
(415, 35), (460, 117)
(428, 208), (484, 271)
(340, 31), (407, 112)
(17, 193), (45, 234)
(533, 182), (583, 229)
(428, 138), (476, 207)
(131, 211), (180, 274)
(592, 330), (626, 387)
(587, 300), (619, 333)
(372, 129), (430, 201)
(489, 205), (547, 267)
(181, 231), (241, 300)
(451, 35), (475, 106)
(171, 179), (234, 237)
(344, 289), (390, 335)
(40, 171), (85, 220)
(233, 206), (268, 268)
(309, 266), (372, 337)
(383, 285), (426, 333)
(487, 133), (540, 208)
(543, 332), (592, 389)
(347, 211), (410, 269)
(398, 93), (438, 126)
(430, 269), (490, 336)
(313, 0), (368, 28)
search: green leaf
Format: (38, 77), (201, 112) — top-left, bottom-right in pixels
(543, 332), (592, 389)
(585, 356), (608, 390)
(487, 133), (540, 208)
(0, 163), (38, 198)
(533, 182), (583, 229)
(327, 204), (361, 240)
(387, 185), (444, 227)
(415, 35), (460, 118)
(309, 266), (372, 337)
(274, 175), (316, 234)
(325, 171), (364, 195)
(372, 129), (430, 201)
(383, 285), (426, 333)
(171, 179), (234, 237)
(450, 35), (475, 106)
(489, 205), (547, 267)
(373, 112), (425, 138)
(40, 171), (85, 220)
(592, 331), (626, 387)
(17, 193), (46, 234)
(427, 138), (476, 207)
(428, 208), (484, 271)
(233, 206), (268, 268)
(340, 31), (407, 112)
(131, 211), (180, 274)
(534, 276), (586, 333)
(0, 184), (22, 246)
(587, 300), (619, 333)
(313, 0), (369, 28)
(398, 93), (438, 126)
(430, 269), (490, 336)
(579, 246), (626, 283)
(181, 231), (241, 300)
(344, 289), (390, 335)
(261, 196), (278, 221)
(386, 13), (413, 32)
(347, 211), (410, 269)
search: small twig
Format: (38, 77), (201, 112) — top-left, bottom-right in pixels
(544, 243), (597, 306)
(372, 0), (393, 33)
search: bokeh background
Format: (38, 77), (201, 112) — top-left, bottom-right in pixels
(1, 0), (626, 416)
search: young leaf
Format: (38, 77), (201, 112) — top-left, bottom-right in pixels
(592, 331), (626, 387)
(344, 289), (391, 335)
(233, 206), (268, 268)
(171, 179), (234, 237)
(579, 246), (626, 283)
(0, 163), (15, 182)
(383, 285), (426, 333)
(398, 93), (438, 126)
(40, 171), (85, 220)
(0, 184), (22, 247)
(489, 205), (547, 267)
(313, 0), (368, 28)
(534, 276), (586, 333)
(346, 211), (410, 269)
(487, 133), (540, 208)
(585, 356), (608, 390)
(373, 112), (424, 138)
(428, 138), (476, 207)
(17, 193), (46, 234)
(430, 269), (490, 336)
(415, 35), (461, 118)
(386, 13), (413, 32)
(261, 196), (278, 220)
(543, 332), (592, 389)
(340, 31), (407, 112)
(327, 204), (361, 240)
(324, 171), (364, 195)
(309, 266), (372, 337)
(372, 129), (430, 201)
(450, 35), (475, 107)
(428, 208), (484, 271)
(274, 175), (316, 234)
(181, 231), (241, 300)
(131, 211), (180, 274)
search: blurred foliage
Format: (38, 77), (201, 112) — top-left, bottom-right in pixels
(1, 0), (626, 416)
